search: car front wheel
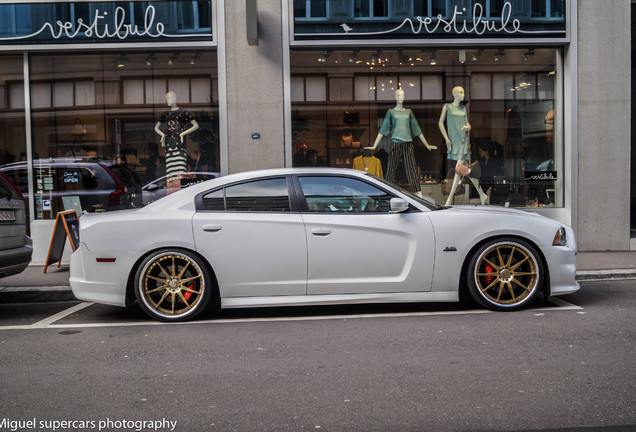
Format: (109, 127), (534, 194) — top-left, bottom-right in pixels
(134, 249), (212, 321)
(467, 238), (543, 311)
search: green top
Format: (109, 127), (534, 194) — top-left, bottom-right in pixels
(378, 108), (422, 143)
(444, 103), (469, 160)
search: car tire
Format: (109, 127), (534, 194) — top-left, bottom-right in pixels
(466, 238), (543, 311)
(134, 249), (212, 321)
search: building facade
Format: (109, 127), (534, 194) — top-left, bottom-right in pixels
(0, 0), (632, 262)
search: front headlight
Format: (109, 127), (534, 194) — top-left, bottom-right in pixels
(552, 227), (567, 246)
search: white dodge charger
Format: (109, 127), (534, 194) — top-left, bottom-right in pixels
(70, 168), (579, 321)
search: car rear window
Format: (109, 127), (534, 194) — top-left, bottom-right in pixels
(106, 165), (140, 187)
(0, 172), (21, 200)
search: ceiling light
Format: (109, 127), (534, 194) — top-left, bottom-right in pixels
(145, 54), (156, 66)
(117, 54), (128, 68)
(459, 50), (466, 64)
(430, 52), (437, 65)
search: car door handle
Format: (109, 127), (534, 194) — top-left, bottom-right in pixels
(202, 224), (222, 232)
(311, 228), (331, 236)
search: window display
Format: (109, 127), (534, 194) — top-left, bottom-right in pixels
(0, 51), (219, 221)
(290, 47), (561, 208)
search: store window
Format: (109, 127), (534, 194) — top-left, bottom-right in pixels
(291, 48), (561, 208)
(295, 0), (328, 19)
(0, 55), (27, 181)
(0, 51), (219, 220)
(354, 0), (389, 18)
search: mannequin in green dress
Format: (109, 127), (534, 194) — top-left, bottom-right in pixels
(439, 86), (489, 206)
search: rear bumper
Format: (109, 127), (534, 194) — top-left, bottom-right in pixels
(69, 243), (138, 307)
(0, 237), (32, 278)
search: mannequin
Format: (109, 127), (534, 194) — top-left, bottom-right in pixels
(438, 86), (488, 206)
(154, 91), (199, 175)
(365, 88), (436, 195)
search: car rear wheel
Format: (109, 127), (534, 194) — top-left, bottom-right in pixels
(134, 249), (212, 321)
(467, 238), (543, 311)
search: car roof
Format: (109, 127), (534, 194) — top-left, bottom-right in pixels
(140, 168), (374, 211)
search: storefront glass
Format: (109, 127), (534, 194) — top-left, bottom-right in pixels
(0, 56), (26, 172)
(290, 47), (561, 208)
(0, 50), (219, 219)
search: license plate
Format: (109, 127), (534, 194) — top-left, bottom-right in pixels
(0, 210), (16, 222)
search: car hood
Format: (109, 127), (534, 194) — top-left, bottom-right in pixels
(443, 205), (545, 219)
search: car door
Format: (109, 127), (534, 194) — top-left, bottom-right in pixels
(295, 175), (435, 295)
(192, 176), (307, 298)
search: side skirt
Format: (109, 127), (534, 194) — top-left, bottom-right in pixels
(221, 291), (459, 309)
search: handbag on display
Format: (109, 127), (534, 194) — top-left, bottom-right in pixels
(455, 162), (470, 177)
(441, 169), (465, 197)
(340, 131), (353, 148)
(343, 105), (360, 125)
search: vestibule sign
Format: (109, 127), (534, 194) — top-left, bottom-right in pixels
(0, 1), (213, 46)
(293, 0), (567, 42)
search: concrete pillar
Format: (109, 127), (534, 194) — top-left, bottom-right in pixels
(577, 0), (631, 250)
(224, 0), (286, 173)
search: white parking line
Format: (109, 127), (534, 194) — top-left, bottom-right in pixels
(0, 297), (581, 331)
(0, 302), (93, 331)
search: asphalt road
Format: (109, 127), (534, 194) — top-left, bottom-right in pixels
(0, 279), (634, 432)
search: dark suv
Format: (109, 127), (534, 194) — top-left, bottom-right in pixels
(0, 158), (142, 215)
(0, 171), (32, 278)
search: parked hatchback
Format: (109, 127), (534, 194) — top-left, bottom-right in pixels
(0, 158), (142, 215)
(0, 171), (32, 278)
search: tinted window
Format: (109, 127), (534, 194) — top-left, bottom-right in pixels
(0, 172), (21, 200)
(298, 176), (393, 213)
(202, 178), (290, 212)
(202, 189), (224, 210)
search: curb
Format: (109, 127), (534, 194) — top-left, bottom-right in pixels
(0, 286), (76, 303)
(1, 270), (634, 304)
(575, 269), (636, 280)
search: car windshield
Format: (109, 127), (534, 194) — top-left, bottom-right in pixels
(365, 174), (444, 211)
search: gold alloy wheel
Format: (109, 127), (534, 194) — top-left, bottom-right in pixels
(473, 242), (540, 307)
(139, 252), (205, 318)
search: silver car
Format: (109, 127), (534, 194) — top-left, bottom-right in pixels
(0, 171), (32, 278)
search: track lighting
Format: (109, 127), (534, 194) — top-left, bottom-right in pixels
(117, 54), (128, 68)
(524, 49), (535, 61)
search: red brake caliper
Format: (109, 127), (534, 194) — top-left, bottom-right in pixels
(183, 284), (194, 301)
(485, 265), (494, 283)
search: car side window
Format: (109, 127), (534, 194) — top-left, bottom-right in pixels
(298, 176), (393, 213)
(202, 177), (291, 212)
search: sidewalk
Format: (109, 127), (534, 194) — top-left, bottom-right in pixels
(1, 251), (635, 303)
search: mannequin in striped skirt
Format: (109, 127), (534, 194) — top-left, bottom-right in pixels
(365, 89), (436, 196)
(154, 91), (199, 175)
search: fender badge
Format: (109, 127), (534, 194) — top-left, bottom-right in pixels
(443, 247), (457, 252)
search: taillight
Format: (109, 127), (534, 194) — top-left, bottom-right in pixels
(99, 163), (125, 207)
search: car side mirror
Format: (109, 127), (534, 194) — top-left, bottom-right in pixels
(390, 198), (409, 213)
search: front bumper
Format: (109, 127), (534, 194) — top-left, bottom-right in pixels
(544, 245), (580, 296)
